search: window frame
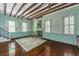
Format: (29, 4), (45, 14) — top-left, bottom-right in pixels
(45, 20), (51, 32)
(64, 15), (75, 35)
(8, 21), (15, 32)
(22, 22), (28, 32)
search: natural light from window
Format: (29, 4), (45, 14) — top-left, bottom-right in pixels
(45, 20), (50, 32)
(23, 23), (27, 32)
(8, 21), (15, 32)
(64, 15), (75, 34)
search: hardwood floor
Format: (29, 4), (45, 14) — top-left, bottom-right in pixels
(0, 42), (10, 56)
(0, 39), (79, 56)
(47, 40), (79, 56)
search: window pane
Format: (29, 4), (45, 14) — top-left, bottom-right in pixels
(48, 27), (50, 32)
(9, 21), (15, 26)
(45, 20), (50, 32)
(47, 20), (50, 32)
(47, 20), (50, 26)
(23, 23), (27, 32)
(70, 16), (74, 24)
(46, 27), (48, 32)
(64, 15), (75, 34)
(9, 27), (15, 32)
(70, 25), (74, 34)
(46, 21), (48, 26)
(8, 21), (15, 32)
(65, 17), (69, 25)
(65, 26), (69, 34)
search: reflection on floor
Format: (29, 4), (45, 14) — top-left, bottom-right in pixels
(9, 42), (15, 56)
(0, 37), (79, 56)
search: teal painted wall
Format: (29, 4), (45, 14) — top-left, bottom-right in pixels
(0, 14), (32, 38)
(43, 32), (76, 45)
(35, 5), (79, 45)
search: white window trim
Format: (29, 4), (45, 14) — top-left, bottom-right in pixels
(8, 21), (15, 32)
(22, 22), (28, 32)
(45, 20), (50, 32)
(64, 15), (75, 35)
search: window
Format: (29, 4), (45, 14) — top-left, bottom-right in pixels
(8, 21), (15, 32)
(45, 20), (50, 32)
(64, 15), (75, 34)
(23, 23), (27, 32)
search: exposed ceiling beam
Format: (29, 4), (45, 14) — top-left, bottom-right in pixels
(29, 3), (68, 18)
(18, 3), (38, 18)
(27, 3), (57, 18)
(48, 3), (52, 8)
(34, 3), (76, 17)
(14, 3), (27, 17)
(4, 3), (6, 15)
(51, 3), (78, 12)
(21, 3), (44, 18)
(31, 3), (78, 19)
(10, 3), (17, 16)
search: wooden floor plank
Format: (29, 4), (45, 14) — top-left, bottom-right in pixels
(0, 39), (79, 56)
